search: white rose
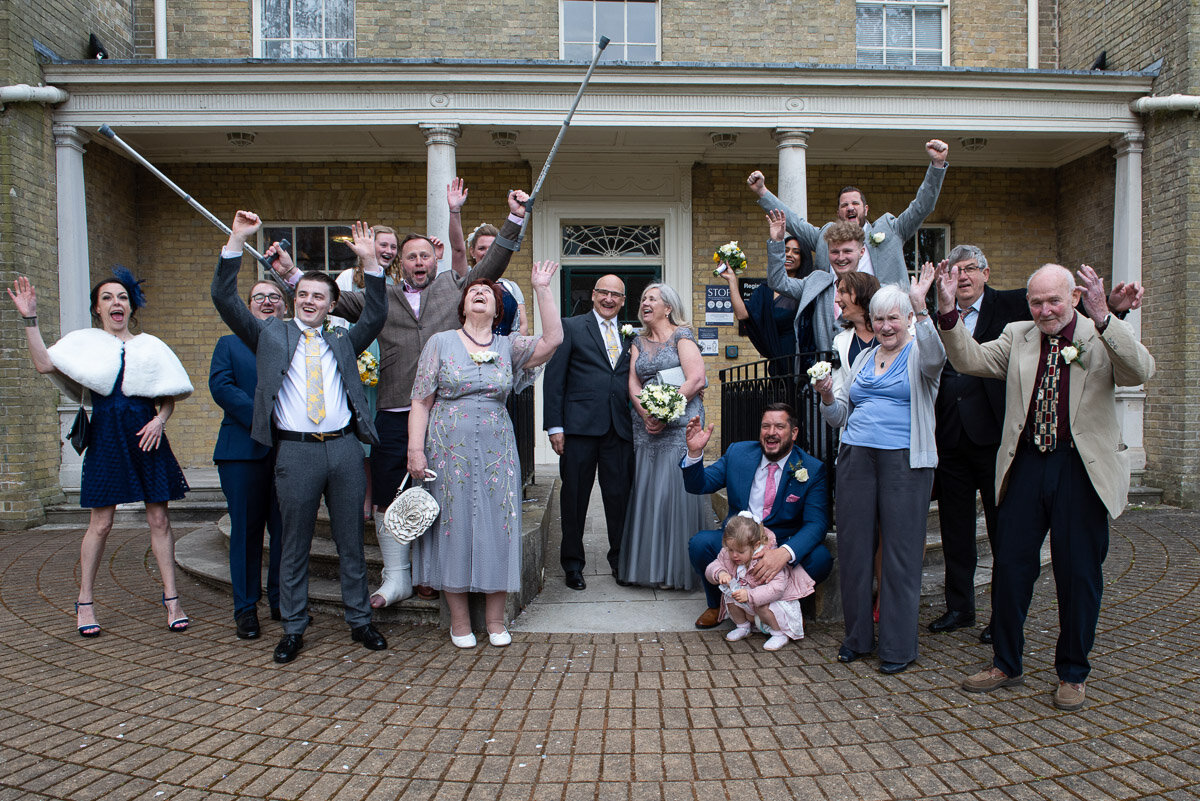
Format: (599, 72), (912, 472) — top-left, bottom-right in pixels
(793, 467), (809, 483)
(1061, 345), (1079, 364)
(870, 232), (886, 245)
(806, 360), (832, 384)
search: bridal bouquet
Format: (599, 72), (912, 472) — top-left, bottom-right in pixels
(713, 241), (748, 276)
(638, 383), (687, 423)
(806, 360), (832, 385)
(357, 350), (379, 386)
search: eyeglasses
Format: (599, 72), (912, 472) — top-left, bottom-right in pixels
(251, 292), (284, 303)
(593, 289), (625, 299)
(956, 263), (983, 275)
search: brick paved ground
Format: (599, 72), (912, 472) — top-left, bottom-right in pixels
(1, 509), (1197, 800)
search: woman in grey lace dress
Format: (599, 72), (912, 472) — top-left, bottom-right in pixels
(408, 261), (563, 649)
(617, 283), (714, 589)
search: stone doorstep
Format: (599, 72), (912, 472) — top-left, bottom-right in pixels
(174, 477), (554, 629)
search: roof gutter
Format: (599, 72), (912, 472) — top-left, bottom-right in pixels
(1130, 94), (1200, 114)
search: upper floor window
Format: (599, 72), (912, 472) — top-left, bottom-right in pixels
(562, 1), (658, 62)
(258, 0), (355, 58)
(856, 1), (948, 67)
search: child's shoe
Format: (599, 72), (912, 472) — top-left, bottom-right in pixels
(725, 623), (751, 642)
(763, 631), (790, 651)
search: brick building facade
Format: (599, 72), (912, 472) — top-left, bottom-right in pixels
(1, 0), (1192, 524)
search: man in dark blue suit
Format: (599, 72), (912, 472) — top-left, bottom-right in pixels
(210, 279), (285, 640)
(683, 403), (832, 629)
(543, 275), (634, 591)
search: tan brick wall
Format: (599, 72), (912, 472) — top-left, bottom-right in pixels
(111, 160), (531, 470)
(1055, 147), (1114, 277)
(950, 0), (1030, 68)
(661, 1), (853, 64)
(165, 0), (250, 59)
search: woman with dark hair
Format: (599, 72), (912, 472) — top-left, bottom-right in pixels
(832, 271), (881, 398)
(8, 268), (193, 637)
(408, 263), (563, 648)
(722, 235), (812, 372)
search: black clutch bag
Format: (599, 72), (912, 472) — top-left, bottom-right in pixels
(68, 405), (90, 455)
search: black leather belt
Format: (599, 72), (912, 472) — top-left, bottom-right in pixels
(275, 423), (354, 443)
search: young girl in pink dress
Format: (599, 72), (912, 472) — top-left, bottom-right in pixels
(705, 511), (815, 651)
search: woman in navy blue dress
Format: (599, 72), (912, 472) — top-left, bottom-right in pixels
(9, 271), (192, 638)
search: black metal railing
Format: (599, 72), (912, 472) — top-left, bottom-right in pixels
(718, 351), (840, 497)
(507, 384), (536, 487)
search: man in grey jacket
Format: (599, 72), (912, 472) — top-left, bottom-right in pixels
(748, 139), (949, 287)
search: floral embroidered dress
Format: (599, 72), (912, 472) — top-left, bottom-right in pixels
(410, 330), (540, 593)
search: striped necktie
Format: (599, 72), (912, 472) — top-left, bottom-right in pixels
(304, 329), (326, 425)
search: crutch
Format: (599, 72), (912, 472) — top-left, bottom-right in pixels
(503, 36), (609, 252)
(97, 125), (290, 283)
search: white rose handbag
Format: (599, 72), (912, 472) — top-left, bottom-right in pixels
(382, 470), (440, 544)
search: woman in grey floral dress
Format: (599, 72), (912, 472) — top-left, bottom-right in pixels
(618, 283), (715, 590)
(408, 261), (563, 648)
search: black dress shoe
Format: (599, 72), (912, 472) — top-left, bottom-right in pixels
(270, 606), (282, 621)
(837, 645), (871, 663)
(273, 634), (303, 663)
(351, 624), (387, 651)
(879, 660), (914, 675)
(612, 570), (633, 587)
(235, 610), (260, 640)
(979, 623), (994, 644)
(565, 571), (586, 591)
(928, 610), (976, 633)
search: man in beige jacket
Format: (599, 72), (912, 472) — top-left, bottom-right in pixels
(936, 262), (1154, 712)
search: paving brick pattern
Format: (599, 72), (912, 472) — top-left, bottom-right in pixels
(1, 510), (1198, 799)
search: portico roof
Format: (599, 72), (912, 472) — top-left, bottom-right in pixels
(42, 58), (1155, 167)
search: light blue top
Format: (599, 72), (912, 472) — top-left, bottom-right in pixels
(841, 341), (913, 450)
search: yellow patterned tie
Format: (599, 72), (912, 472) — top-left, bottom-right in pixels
(603, 321), (620, 367)
(304, 329), (325, 425)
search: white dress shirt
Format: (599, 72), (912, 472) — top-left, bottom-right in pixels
(273, 319), (353, 433)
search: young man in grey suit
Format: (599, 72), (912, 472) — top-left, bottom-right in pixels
(213, 211), (389, 664)
(543, 275), (635, 591)
(748, 138), (949, 287)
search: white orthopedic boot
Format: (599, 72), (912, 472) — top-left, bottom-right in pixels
(371, 511), (413, 606)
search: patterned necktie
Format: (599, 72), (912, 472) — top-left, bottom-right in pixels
(958, 307), (970, 322)
(1033, 336), (1061, 452)
(304, 329), (326, 425)
(762, 463), (780, 519)
(603, 321), (620, 367)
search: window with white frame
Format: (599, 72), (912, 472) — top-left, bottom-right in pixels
(259, 223), (355, 276)
(856, 1), (948, 67)
(561, 1), (658, 62)
(258, 0), (355, 59)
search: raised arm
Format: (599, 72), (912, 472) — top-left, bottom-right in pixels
(212, 211), (267, 350)
(468, 189), (529, 283)
(342, 221), (388, 353)
(892, 139), (949, 239)
(447, 178), (469, 278)
(7, 277), (55, 374)
(765, 210), (808, 299)
(516, 261), (564, 370)
(749, 170), (821, 251)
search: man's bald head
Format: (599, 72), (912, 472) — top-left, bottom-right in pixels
(1027, 263), (1081, 336)
(592, 274), (626, 321)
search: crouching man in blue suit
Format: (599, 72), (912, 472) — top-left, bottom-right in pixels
(683, 402), (832, 629)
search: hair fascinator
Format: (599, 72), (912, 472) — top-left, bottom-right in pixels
(111, 265), (147, 310)
(737, 510), (762, 524)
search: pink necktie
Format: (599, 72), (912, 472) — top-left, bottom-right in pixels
(762, 463), (779, 519)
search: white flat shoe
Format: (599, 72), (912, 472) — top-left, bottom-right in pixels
(725, 626), (751, 642)
(764, 634), (790, 651)
(488, 629), (511, 647)
(450, 631), (476, 649)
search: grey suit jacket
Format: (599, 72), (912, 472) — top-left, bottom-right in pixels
(758, 162), (947, 287)
(333, 217), (520, 408)
(212, 254), (387, 447)
(939, 313), (1154, 518)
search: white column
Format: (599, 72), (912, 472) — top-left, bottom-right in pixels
(54, 124), (91, 335)
(772, 128), (812, 218)
(420, 123), (461, 274)
(155, 0), (167, 58)
(1112, 130), (1147, 474)
(53, 124), (92, 491)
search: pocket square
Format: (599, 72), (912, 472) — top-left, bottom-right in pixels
(785, 494), (800, 503)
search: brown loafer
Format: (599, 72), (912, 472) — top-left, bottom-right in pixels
(961, 667), (1024, 693)
(416, 585), (439, 601)
(1052, 681), (1086, 711)
(695, 607), (721, 629)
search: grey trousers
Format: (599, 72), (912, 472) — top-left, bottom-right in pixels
(835, 444), (934, 664)
(274, 435), (372, 634)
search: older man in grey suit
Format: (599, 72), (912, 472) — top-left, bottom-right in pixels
(748, 139), (949, 287)
(275, 188), (529, 608)
(214, 212), (388, 665)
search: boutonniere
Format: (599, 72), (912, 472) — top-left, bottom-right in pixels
(869, 231), (886, 246)
(793, 466), (809, 483)
(1061, 341), (1085, 366)
(621, 324), (636, 338)
(469, 350), (499, 364)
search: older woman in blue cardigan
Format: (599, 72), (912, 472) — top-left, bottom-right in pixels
(814, 265), (944, 675)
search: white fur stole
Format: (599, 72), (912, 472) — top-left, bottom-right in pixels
(47, 329), (193, 402)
